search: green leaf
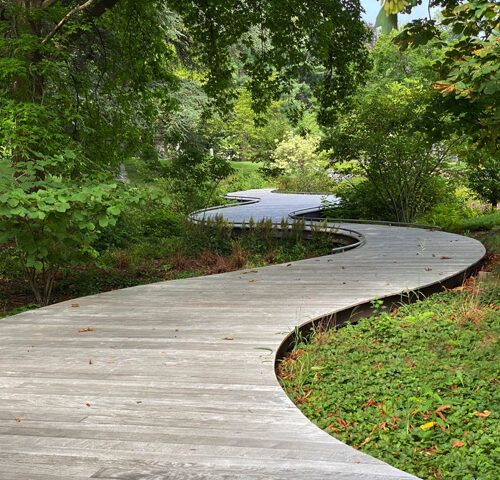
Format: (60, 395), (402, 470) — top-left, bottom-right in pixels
(55, 202), (70, 213)
(106, 205), (121, 216)
(98, 216), (109, 227)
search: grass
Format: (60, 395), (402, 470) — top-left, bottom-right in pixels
(278, 239), (499, 480)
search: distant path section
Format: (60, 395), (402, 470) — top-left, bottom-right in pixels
(0, 190), (485, 479)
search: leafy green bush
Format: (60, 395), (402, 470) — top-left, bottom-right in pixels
(272, 133), (327, 175)
(326, 176), (451, 222)
(460, 212), (500, 232)
(0, 161), (144, 305)
(418, 201), (478, 231)
(270, 133), (336, 193)
(208, 89), (291, 164)
(324, 80), (454, 223)
(467, 156), (499, 209)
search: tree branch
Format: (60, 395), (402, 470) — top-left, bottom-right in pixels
(42, 0), (98, 45)
(41, 0), (120, 45)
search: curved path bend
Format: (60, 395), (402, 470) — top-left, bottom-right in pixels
(0, 190), (485, 480)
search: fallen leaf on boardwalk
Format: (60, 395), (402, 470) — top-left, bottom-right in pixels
(420, 421), (437, 430)
(85, 402), (91, 407)
(440, 256), (452, 259)
(223, 336), (234, 341)
(473, 410), (491, 418)
(78, 327), (95, 333)
(452, 440), (465, 448)
(71, 303), (80, 307)
(89, 359), (93, 365)
(250, 270), (258, 273)
(286, 263), (292, 266)
(15, 417), (21, 423)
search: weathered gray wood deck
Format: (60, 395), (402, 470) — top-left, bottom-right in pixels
(0, 190), (485, 479)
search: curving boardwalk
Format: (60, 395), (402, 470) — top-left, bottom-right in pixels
(0, 190), (485, 479)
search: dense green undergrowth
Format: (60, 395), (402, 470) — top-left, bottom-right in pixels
(279, 260), (500, 480)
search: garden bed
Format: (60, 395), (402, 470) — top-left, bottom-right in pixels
(279, 255), (499, 480)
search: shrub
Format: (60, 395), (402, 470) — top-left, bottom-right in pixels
(326, 176), (451, 222)
(324, 81), (453, 223)
(219, 161), (273, 193)
(467, 156), (499, 209)
(273, 133), (328, 175)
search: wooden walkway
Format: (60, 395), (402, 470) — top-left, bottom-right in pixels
(0, 190), (485, 479)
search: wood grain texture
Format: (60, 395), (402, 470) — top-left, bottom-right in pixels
(0, 190), (485, 479)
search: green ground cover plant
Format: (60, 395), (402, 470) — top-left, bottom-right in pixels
(279, 257), (500, 480)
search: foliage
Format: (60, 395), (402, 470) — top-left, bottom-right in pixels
(162, 138), (234, 213)
(0, 0), (178, 303)
(421, 205), (500, 233)
(169, 0), (371, 122)
(272, 133), (327, 175)
(276, 173), (337, 195)
(324, 80), (453, 222)
(0, 199), (334, 315)
(279, 273), (500, 480)
(368, 31), (436, 84)
(458, 212), (500, 233)
(394, 1), (499, 148)
(0, 146), (160, 304)
(418, 199), (478, 231)
(466, 156), (499, 209)
(208, 89), (290, 164)
(219, 161), (274, 193)
(0, 0), (373, 306)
